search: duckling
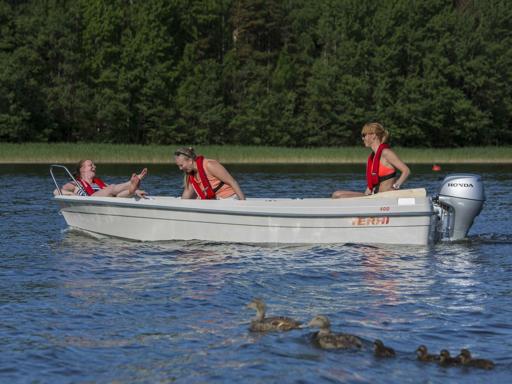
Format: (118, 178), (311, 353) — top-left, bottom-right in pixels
(439, 349), (461, 366)
(416, 345), (439, 362)
(459, 349), (495, 370)
(374, 339), (395, 357)
(308, 315), (362, 350)
(246, 298), (301, 332)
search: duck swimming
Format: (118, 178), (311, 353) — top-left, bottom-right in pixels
(459, 349), (495, 370)
(439, 349), (461, 366)
(308, 315), (362, 350)
(246, 298), (301, 332)
(374, 339), (395, 357)
(416, 345), (439, 362)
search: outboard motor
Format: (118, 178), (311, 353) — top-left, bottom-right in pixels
(433, 174), (485, 241)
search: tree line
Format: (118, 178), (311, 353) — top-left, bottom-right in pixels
(0, 0), (510, 147)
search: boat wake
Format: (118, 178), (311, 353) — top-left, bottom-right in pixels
(63, 226), (109, 240)
(468, 233), (512, 245)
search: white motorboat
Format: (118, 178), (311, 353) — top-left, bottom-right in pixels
(51, 166), (485, 245)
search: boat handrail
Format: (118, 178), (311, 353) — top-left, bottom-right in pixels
(50, 164), (85, 196)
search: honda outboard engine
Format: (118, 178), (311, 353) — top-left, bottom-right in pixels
(433, 174), (485, 241)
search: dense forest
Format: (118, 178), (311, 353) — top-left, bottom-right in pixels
(0, 0), (511, 147)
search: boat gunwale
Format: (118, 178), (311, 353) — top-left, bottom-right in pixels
(55, 196), (434, 219)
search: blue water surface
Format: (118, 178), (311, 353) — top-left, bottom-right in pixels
(0, 163), (511, 384)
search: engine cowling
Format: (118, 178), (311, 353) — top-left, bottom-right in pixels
(435, 174), (485, 241)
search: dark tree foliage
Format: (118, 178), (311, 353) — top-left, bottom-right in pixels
(0, 0), (510, 146)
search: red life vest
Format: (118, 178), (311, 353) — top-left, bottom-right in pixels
(366, 143), (395, 192)
(77, 177), (107, 196)
(188, 156), (224, 200)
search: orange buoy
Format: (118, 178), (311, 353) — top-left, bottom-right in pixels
(432, 164), (441, 171)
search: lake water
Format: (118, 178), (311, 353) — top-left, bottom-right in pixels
(1, 163), (511, 383)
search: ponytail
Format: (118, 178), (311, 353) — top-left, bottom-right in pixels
(362, 122), (389, 143)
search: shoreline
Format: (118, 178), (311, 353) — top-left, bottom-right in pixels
(0, 143), (511, 164)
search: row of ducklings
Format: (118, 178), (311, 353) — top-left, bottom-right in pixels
(416, 345), (495, 369)
(247, 299), (495, 370)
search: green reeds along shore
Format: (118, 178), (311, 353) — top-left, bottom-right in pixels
(0, 143), (511, 164)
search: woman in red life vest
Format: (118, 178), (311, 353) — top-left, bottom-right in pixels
(54, 159), (147, 197)
(174, 147), (245, 200)
(332, 122), (410, 198)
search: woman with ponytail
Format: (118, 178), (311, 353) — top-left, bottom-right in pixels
(174, 147), (245, 200)
(332, 122), (410, 198)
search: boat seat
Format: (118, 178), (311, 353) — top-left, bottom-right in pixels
(361, 188), (427, 199)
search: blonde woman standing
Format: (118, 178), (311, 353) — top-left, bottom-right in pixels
(332, 122), (410, 198)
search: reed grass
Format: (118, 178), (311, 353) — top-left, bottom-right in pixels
(0, 143), (510, 164)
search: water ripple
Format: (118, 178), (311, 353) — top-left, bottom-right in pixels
(0, 165), (511, 383)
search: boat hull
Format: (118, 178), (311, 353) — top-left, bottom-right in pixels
(55, 189), (435, 245)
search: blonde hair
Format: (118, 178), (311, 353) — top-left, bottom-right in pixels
(174, 147), (197, 187)
(362, 122), (390, 143)
(174, 147), (196, 160)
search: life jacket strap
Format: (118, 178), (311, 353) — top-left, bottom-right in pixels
(77, 177), (106, 196)
(371, 172), (397, 194)
(188, 156), (219, 199)
(213, 182), (224, 193)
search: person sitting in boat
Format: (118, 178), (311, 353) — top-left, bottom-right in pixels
(53, 159), (147, 198)
(332, 122), (410, 198)
(174, 147), (245, 200)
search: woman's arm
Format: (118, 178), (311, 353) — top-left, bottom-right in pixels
(181, 182), (196, 199)
(54, 182), (78, 196)
(382, 149), (410, 188)
(206, 160), (245, 200)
